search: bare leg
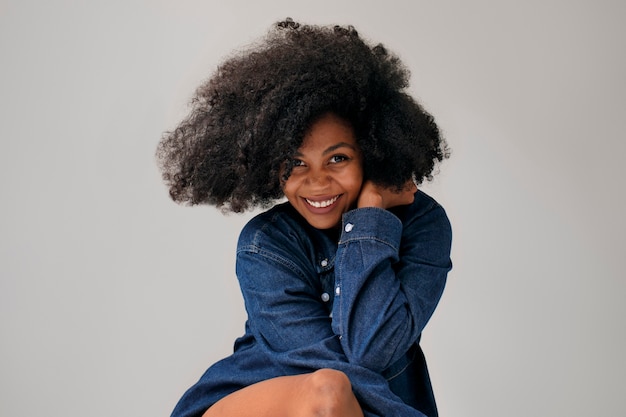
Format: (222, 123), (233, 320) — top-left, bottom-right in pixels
(203, 368), (364, 417)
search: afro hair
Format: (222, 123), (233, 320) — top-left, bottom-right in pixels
(156, 18), (449, 212)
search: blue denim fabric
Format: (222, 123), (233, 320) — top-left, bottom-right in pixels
(171, 191), (452, 417)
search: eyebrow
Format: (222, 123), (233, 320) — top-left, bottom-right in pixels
(293, 142), (357, 157)
(323, 142), (357, 155)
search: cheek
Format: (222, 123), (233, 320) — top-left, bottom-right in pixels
(352, 165), (364, 186)
(345, 168), (364, 195)
(281, 178), (298, 201)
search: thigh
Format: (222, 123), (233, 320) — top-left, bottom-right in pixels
(202, 370), (363, 417)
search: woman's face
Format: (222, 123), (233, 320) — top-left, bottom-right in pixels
(282, 113), (363, 230)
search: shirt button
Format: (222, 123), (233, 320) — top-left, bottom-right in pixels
(344, 223), (354, 232)
(321, 292), (330, 302)
(320, 259), (328, 267)
(335, 286), (341, 296)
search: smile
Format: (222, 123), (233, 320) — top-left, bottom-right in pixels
(305, 195), (340, 208)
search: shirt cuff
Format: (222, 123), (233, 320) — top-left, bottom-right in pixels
(339, 207), (402, 250)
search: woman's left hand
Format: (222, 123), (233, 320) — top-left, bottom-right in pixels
(357, 180), (417, 210)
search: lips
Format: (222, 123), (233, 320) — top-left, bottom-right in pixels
(296, 193), (347, 228)
(305, 195), (340, 208)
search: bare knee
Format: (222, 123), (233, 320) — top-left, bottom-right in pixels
(303, 369), (361, 417)
(308, 368), (352, 393)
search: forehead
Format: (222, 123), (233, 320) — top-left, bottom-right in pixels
(299, 113), (357, 151)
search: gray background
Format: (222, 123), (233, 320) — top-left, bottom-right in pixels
(1, 1), (624, 416)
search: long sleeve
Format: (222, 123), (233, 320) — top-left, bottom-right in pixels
(333, 198), (452, 372)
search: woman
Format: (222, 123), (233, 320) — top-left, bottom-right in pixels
(157, 18), (452, 417)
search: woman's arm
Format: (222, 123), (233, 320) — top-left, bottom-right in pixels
(332, 190), (452, 372)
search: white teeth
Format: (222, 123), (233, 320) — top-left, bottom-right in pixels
(306, 195), (339, 208)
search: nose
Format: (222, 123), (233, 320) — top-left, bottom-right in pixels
(306, 169), (331, 187)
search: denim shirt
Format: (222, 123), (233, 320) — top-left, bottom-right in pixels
(171, 190), (452, 417)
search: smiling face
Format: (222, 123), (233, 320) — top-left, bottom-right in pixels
(282, 113), (363, 230)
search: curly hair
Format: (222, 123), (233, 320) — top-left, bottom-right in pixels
(157, 18), (449, 212)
